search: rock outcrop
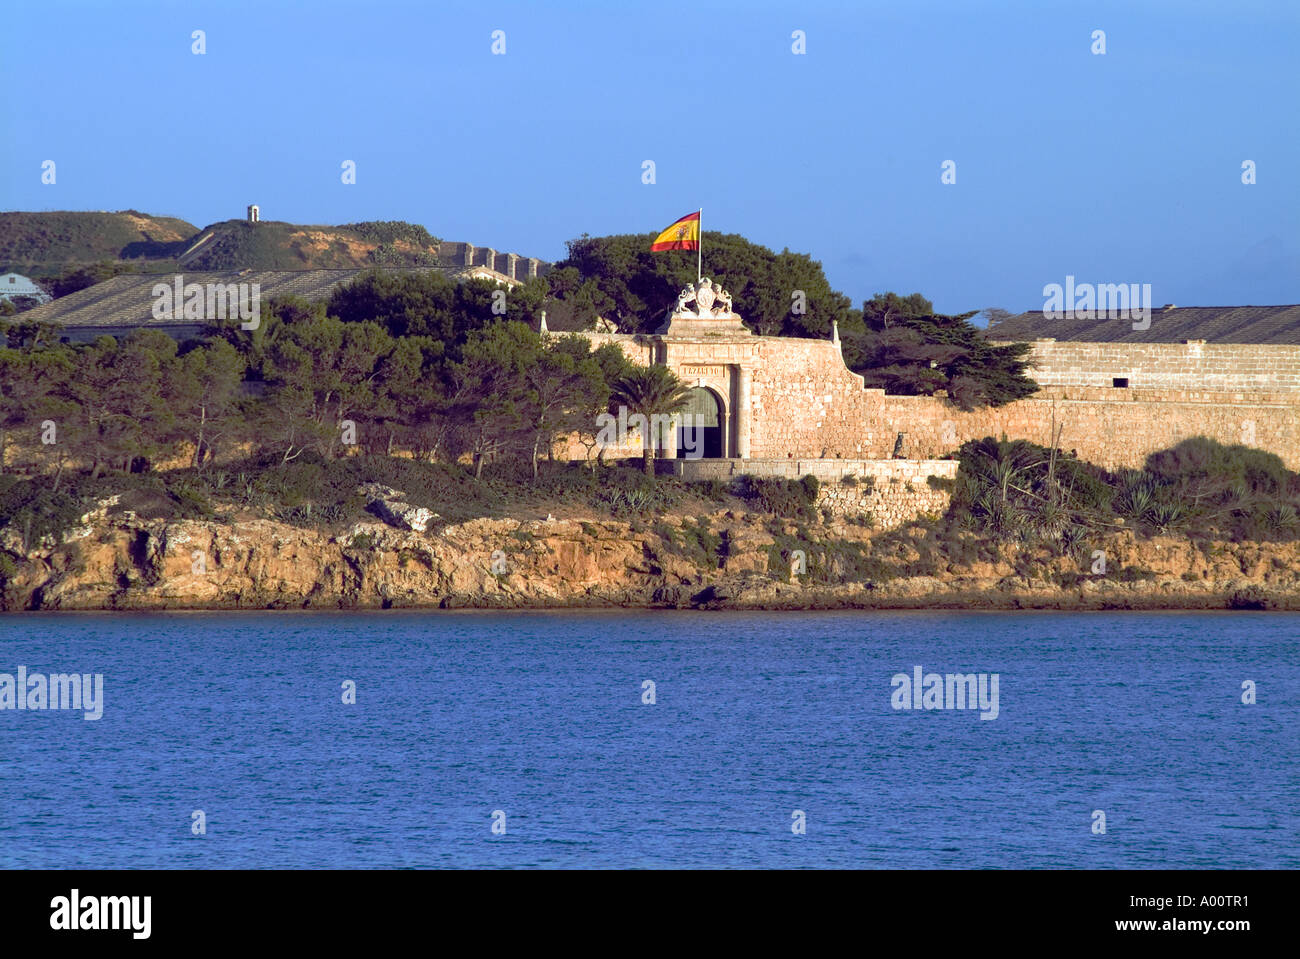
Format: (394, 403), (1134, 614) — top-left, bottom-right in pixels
(358, 483), (438, 533)
(5, 506), (1300, 611)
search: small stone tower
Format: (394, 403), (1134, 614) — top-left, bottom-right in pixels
(247, 204), (260, 223)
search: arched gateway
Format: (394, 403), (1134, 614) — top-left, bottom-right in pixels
(677, 387), (723, 458)
(550, 276), (868, 462)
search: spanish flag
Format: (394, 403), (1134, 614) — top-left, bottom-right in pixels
(650, 210), (700, 251)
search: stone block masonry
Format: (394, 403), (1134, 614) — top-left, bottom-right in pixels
(560, 310), (1300, 481)
(667, 458), (957, 529)
(437, 241), (551, 281)
(1006, 340), (1300, 393)
(872, 387), (1300, 471)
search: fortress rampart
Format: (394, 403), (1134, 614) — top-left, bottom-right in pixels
(436, 242), (550, 282)
(1010, 339), (1300, 393)
(565, 304), (1300, 473)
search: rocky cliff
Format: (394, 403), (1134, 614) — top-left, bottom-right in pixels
(5, 500), (1300, 611)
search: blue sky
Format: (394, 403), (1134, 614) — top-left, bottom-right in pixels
(2, 0), (1296, 313)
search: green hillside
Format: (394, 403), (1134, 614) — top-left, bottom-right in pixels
(177, 219), (442, 270)
(0, 210), (200, 274)
(0, 211), (445, 280)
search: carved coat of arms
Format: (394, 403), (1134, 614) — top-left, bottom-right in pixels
(696, 280), (716, 313)
(674, 278), (734, 318)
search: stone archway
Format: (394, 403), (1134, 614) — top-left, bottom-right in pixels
(677, 386), (724, 458)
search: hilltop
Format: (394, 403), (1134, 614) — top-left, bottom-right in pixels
(172, 219), (444, 271)
(0, 211), (452, 279)
(0, 210), (200, 274)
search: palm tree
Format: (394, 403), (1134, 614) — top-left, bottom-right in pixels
(609, 365), (693, 476)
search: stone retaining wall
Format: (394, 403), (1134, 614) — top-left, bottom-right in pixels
(667, 457), (958, 529)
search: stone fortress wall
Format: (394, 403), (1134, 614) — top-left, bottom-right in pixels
(1009, 339), (1300, 393)
(436, 242), (550, 282)
(552, 282), (1300, 524)
(872, 388), (1299, 470)
(574, 331), (1300, 473)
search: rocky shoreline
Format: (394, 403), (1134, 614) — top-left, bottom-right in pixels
(4, 499), (1299, 612)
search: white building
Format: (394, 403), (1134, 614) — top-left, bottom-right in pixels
(0, 273), (51, 304)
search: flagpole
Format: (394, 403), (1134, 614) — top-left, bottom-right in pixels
(700, 208), (706, 282)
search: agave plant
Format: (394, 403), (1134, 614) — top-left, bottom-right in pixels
(987, 497), (1025, 538)
(966, 437), (1045, 505)
(1265, 504), (1299, 531)
(1060, 522), (1091, 556)
(1223, 479), (1252, 507)
(1115, 478), (1158, 520)
(1148, 500), (1187, 533)
(1031, 500), (1071, 541)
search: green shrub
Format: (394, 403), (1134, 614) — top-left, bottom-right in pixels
(949, 436), (1300, 545)
(0, 478), (94, 551)
(652, 518), (721, 568)
(342, 220), (440, 247)
(682, 518), (721, 566)
(168, 478), (214, 518)
(1115, 565), (1158, 583)
(691, 478), (731, 501)
(734, 475), (819, 519)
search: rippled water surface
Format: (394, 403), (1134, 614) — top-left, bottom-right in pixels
(0, 610), (1295, 868)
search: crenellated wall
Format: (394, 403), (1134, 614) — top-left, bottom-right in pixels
(437, 241), (549, 281)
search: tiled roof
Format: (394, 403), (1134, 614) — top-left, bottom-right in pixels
(986, 305), (1300, 344)
(21, 266), (514, 330)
